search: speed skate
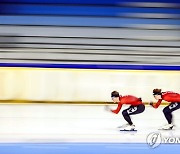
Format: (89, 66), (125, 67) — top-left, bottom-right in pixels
(158, 124), (174, 130)
(119, 124), (137, 131)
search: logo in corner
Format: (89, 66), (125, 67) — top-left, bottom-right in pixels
(146, 132), (162, 148)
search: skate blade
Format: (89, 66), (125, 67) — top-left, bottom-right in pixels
(120, 129), (137, 132)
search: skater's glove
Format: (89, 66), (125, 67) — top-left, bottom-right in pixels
(149, 101), (154, 107)
(104, 105), (111, 112)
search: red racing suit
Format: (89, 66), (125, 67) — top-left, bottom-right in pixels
(111, 95), (143, 114)
(152, 91), (180, 109)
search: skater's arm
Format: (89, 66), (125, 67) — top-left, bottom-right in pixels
(111, 103), (122, 114)
(152, 99), (162, 108)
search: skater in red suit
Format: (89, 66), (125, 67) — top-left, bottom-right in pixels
(106, 91), (145, 131)
(150, 89), (180, 130)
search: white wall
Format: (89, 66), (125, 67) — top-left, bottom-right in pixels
(0, 67), (179, 102)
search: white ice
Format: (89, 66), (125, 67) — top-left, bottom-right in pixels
(0, 104), (179, 143)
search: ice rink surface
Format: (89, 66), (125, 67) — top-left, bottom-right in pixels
(0, 103), (180, 154)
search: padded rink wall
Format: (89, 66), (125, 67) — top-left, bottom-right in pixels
(0, 63), (179, 103)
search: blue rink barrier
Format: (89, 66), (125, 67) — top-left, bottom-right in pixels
(1, 0), (180, 4)
(1, 5), (180, 16)
(0, 63), (180, 71)
(0, 143), (179, 154)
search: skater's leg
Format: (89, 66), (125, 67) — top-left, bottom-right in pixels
(163, 106), (172, 124)
(122, 104), (145, 125)
(128, 104), (145, 116)
(163, 102), (180, 124)
(122, 108), (133, 125)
